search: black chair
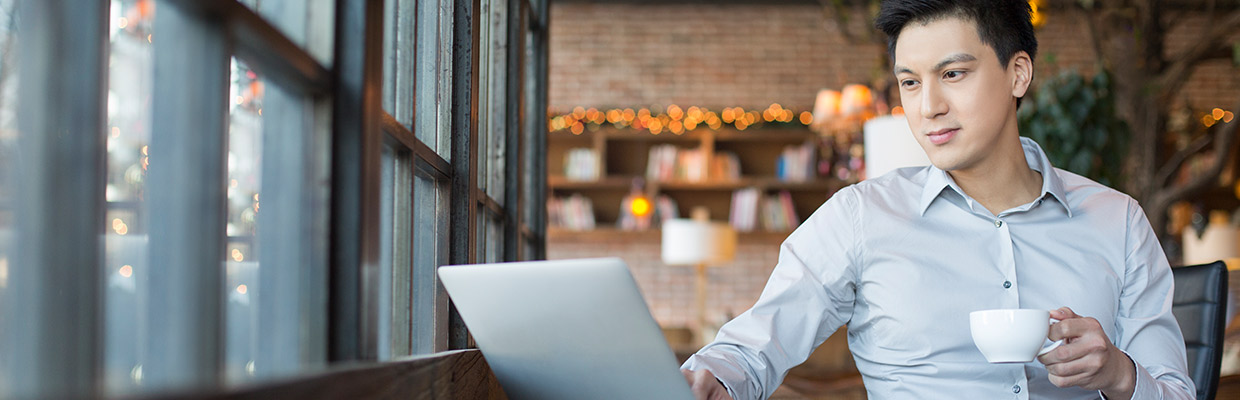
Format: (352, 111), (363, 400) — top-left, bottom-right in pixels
(1172, 260), (1229, 400)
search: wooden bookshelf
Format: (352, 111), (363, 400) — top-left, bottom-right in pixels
(548, 126), (847, 230)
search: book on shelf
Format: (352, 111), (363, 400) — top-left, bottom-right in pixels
(548, 194), (595, 231)
(776, 140), (817, 182)
(759, 190), (800, 232)
(655, 195), (679, 223)
(710, 151), (741, 181)
(563, 148), (600, 181)
(729, 187), (761, 232)
(646, 144), (679, 182)
(646, 144), (725, 183)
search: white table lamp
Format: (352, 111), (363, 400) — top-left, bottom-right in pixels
(662, 218), (737, 345)
(863, 114), (931, 179)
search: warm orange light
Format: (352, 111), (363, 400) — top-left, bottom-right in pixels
(668, 105), (684, 120)
(231, 249), (245, 262)
(892, 106), (905, 115)
(141, 145), (148, 155)
(1225, 111), (1235, 123)
(670, 120), (684, 134)
(799, 111), (813, 125)
(1029, 0), (1046, 29)
(571, 122), (584, 135)
(119, 265), (133, 278)
(1203, 115), (1217, 127)
(649, 119), (663, 134)
(236, 284), (248, 294)
(1213, 108), (1225, 120)
(112, 218), (129, 235)
(687, 106), (703, 122)
(841, 84), (873, 115)
(572, 106), (586, 119)
(630, 196), (652, 217)
(118, 17), (129, 29)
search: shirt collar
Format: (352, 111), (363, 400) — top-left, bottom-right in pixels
(918, 137), (1073, 217)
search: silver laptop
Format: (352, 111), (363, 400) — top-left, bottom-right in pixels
(438, 257), (695, 400)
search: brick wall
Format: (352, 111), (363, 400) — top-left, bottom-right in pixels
(549, 3), (1240, 112)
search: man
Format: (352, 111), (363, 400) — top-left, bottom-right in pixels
(680, 1), (1194, 399)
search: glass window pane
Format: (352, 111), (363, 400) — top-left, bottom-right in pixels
(238, 0), (335, 68)
(483, 0), (507, 204)
(416, 0), (451, 160)
(224, 58), (263, 384)
(103, 0), (154, 394)
(412, 170), (448, 354)
(226, 57), (331, 382)
(378, 142), (414, 360)
(488, 214), (502, 263)
(383, 0), (415, 128)
(0, 0), (13, 389)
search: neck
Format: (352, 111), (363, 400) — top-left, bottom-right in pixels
(947, 136), (1043, 216)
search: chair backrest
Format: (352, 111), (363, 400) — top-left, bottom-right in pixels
(1172, 260), (1228, 400)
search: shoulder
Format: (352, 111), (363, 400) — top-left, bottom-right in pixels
(1054, 167), (1137, 213)
(850, 166), (930, 198)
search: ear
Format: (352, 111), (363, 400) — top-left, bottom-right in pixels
(1010, 51), (1034, 99)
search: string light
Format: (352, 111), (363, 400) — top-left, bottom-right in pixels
(119, 265), (133, 278)
(546, 103), (867, 135)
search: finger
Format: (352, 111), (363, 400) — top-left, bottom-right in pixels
(1048, 317), (1097, 342)
(1047, 368), (1096, 389)
(1049, 306), (1078, 321)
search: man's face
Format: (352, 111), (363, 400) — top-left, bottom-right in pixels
(892, 17), (1030, 173)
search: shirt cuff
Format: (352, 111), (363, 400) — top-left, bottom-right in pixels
(1097, 349), (1152, 400)
(682, 352), (750, 400)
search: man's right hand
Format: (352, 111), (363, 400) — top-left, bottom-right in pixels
(681, 369), (734, 400)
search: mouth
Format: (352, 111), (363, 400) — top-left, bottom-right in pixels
(926, 128), (959, 145)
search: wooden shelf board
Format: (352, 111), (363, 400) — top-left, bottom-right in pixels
(548, 175), (641, 190)
(547, 226), (794, 242)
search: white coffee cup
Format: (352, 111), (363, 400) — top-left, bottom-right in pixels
(969, 309), (1064, 363)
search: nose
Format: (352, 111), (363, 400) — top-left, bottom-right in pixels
(919, 82), (948, 120)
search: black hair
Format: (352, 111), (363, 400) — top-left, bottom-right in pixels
(875, 0), (1038, 71)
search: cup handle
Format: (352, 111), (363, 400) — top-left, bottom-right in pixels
(1037, 339), (1064, 356)
(1039, 317), (1065, 357)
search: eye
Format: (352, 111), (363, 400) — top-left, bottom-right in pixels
(900, 79), (920, 89)
(943, 70), (966, 80)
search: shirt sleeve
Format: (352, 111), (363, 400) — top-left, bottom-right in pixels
(681, 186), (862, 400)
(1113, 198), (1195, 399)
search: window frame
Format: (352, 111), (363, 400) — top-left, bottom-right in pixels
(0, 0), (549, 395)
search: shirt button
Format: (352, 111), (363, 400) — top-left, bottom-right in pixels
(994, 220), (1003, 228)
(1012, 384), (1021, 393)
(1003, 280), (1012, 289)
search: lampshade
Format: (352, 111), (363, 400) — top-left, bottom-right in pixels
(661, 219), (737, 266)
(1183, 210), (1240, 266)
(840, 84), (873, 116)
(811, 89), (841, 126)
(863, 115), (930, 179)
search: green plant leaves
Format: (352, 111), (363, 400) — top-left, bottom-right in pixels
(1018, 68), (1129, 187)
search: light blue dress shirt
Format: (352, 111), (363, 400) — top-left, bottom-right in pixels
(682, 138), (1194, 400)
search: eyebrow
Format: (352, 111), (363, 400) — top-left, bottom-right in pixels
(892, 53), (979, 76)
